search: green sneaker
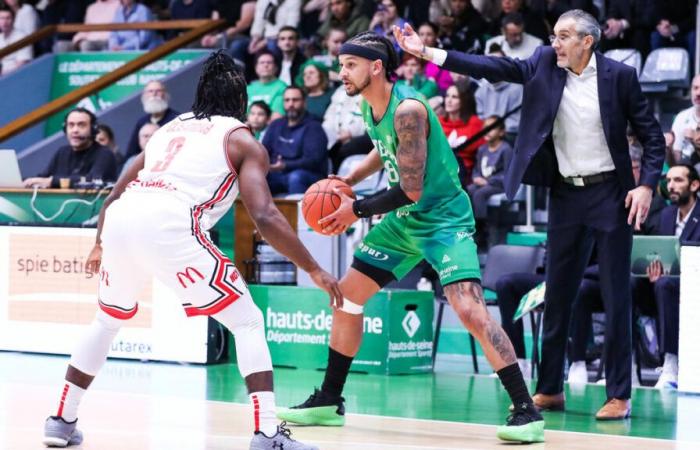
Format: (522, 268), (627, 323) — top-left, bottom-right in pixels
(277, 389), (346, 426)
(496, 402), (545, 443)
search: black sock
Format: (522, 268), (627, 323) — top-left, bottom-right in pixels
(321, 347), (353, 400)
(497, 363), (533, 408)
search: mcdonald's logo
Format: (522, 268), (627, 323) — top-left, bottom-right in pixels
(176, 267), (204, 288)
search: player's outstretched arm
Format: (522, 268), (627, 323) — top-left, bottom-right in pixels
(230, 128), (343, 307)
(86, 152), (146, 274)
(395, 99), (427, 203)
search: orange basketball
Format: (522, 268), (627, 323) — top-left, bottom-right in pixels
(302, 178), (355, 234)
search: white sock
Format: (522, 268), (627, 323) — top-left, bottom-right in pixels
(56, 381), (86, 422)
(663, 353), (678, 374)
(250, 391), (277, 436)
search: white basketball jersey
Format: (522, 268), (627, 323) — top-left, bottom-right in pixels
(125, 113), (246, 230)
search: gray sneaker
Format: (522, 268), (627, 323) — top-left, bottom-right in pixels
(249, 422), (319, 450)
(43, 416), (83, 447)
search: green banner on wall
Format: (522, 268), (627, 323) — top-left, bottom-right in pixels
(46, 50), (207, 135)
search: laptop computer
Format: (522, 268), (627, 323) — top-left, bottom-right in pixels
(0, 149), (23, 188)
(631, 235), (680, 277)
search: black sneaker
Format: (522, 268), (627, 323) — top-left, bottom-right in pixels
(496, 402), (545, 443)
(276, 388), (345, 426)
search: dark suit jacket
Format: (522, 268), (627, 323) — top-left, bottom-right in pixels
(658, 201), (700, 243)
(442, 46), (665, 199)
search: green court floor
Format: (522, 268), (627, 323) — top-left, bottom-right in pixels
(2, 352), (695, 443)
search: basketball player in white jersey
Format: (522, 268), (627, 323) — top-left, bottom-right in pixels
(42, 51), (341, 450)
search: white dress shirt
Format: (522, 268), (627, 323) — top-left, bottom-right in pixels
(552, 54), (615, 177)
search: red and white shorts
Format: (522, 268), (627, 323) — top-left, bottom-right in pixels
(97, 193), (245, 319)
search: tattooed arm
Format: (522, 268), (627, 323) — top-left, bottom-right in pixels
(394, 99), (428, 203)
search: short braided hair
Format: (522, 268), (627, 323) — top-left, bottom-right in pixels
(192, 50), (248, 121)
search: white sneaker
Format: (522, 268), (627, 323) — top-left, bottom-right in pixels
(655, 353), (679, 390)
(654, 369), (678, 390)
(567, 361), (588, 385)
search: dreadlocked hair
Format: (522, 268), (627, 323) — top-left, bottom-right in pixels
(345, 31), (399, 80)
(192, 50), (248, 121)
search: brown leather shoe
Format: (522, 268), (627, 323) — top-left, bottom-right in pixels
(595, 398), (631, 420)
(532, 392), (565, 411)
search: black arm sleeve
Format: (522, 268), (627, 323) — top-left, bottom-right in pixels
(352, 185), (414, 218)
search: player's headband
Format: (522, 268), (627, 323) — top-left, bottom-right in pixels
(339, 43), (388, 64)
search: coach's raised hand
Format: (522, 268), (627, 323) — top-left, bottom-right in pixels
(392, 24), (431, 60)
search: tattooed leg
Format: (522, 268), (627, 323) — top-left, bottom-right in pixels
(444, 281), (518, 370)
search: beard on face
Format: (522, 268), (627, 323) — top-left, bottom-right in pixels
(344, 73), (371, 96)
(142, 96), (169, 114)
(669, 189), (692, 206)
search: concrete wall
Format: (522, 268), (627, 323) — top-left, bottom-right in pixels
(0, 54), (55, 154)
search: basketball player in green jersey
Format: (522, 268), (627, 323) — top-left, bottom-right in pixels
(277, 32), (544, 443)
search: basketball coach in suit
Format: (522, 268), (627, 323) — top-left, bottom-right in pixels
(395, 9), (665, 420)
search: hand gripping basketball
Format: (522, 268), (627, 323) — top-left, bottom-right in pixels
(301, 178), (356, 235)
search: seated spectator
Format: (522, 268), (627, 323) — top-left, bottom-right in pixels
(4, 0), (39, 35)
(247, 51), (287, 120)
(630, 164), (700, 390)
(274, 26), (306, 86)
(71, 0), (120, 51)
(439, 79), (484, 183)
(670, 75), (700, 162)
(685, 124), (700, 173)
(263, 86), (328, 195)
(121, 122), (158, 176)
(467, 116), (512, 222)
(124, 80), (180, 160)
(312, 27), (347, 84)
(39, 0), (88, 54)
(396, 54), (439, 102)
(484, 12), (543, 60)
(23, 108), (117, 189)
(369, 0), (408, 53)
(0, 6), (32, 75)
(436, 0), (488, 53)
(651, 1), (696, 67)
(317, 0), (370, 41)
(475, 44), (523, 140)
(297, 60), (333, 120)
(492, 0), (548, 43)
(200, 1), (255, 54)
(95, 123), (122, 167)
(600, 0), (657, 57)
(167, 0), (212, 40)
(247, 100), (272, 141)
(108, 0), (162, 51)
(417, 21), (453, 93)
(247, 0), (301, 56)
(323, 84), (371, 172)
(299, 0), (328, 39)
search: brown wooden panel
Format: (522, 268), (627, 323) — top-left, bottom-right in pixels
(233, 199), (298, 279)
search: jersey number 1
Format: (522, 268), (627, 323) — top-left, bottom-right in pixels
(151, 137), (185, 172)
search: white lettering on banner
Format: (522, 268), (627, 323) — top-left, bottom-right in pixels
(266, 307), (383, 334)
(110, 340), (153, 354)
(387, 340), (433, 359)
(267, 330), (327, 345)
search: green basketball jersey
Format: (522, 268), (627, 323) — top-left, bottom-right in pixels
(360, 83), (471, 216)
